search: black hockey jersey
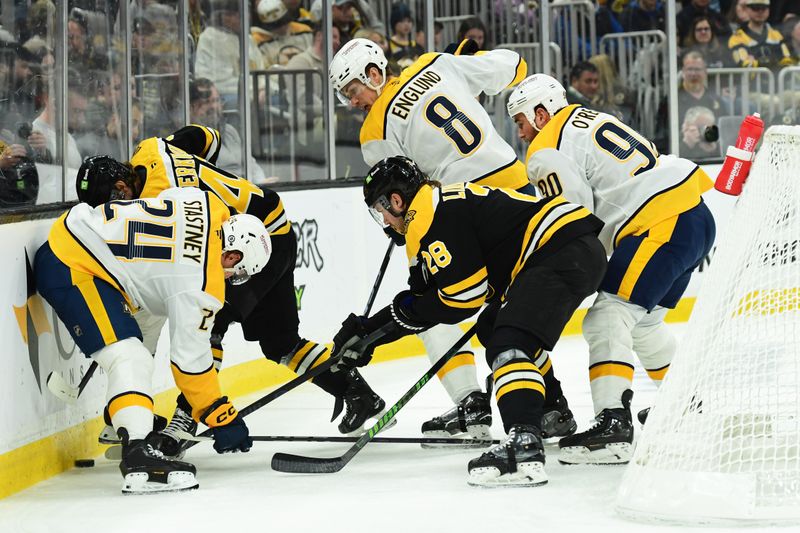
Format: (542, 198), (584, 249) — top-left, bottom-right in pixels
(135, 125), (291, 238)
(404, 183), (603, 324)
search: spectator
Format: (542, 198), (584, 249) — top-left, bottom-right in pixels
(680, 105), (719, 160)
(655, 51), (723, 151)
(596, 0), (624, 39)
(67, 8), (106, 71)
(0, 140), (38, 207)
(252, 0), (313, 68)
(77, 97), (143, 161)
(727, 0), (750, 33)
(728, 0), (795, 70)
(189, 77), (266, 183)
(24, 0), (55, 53)
(566, 61), (599, 108)
(195, 0), (265, 109)
(783, 16), (800, 59)
(770, 0), (800, 25)
(30, 78), (86, 169)
(353, 27), (389, 55)
(457, 16), (488, 50)
(415, 18), (443, 52)
(683, 16), (734, 67)
(284, 0), (313, 25)
(677, 0), (731, 43)
(312, 0), (385, 43)
(619, 0), (666, 33)
(188, 0), (206, 47)
(389, 3), (424, 68)
(590, 53), (637, 122)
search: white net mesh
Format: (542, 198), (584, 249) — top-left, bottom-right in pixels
(616, 126), (800, 524)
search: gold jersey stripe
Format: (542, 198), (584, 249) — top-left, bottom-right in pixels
(496, 380), (545, 401)
(617, 215), (679, 300)
(70, 269), (118, 346)
(286, 341), (316, 373)
(436, 351), (475, 380)
(472, 159), (529, 190)
(508, 56), (527, 88)
(170, 362), (223, 420)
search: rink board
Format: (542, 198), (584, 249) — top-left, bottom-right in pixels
(0, 165), (732, 498)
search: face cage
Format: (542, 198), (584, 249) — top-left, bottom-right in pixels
(224, 264), (251, 286)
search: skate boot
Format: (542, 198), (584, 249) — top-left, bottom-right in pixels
(148, 399), (198, 460)
(337, 369), (393, 435)
(467, 424), (547, 487)
(558, 389), (634, 465)
(540, 395), (577, 439)
(119, 430), (198, 494)
(421, 391), (492, 440)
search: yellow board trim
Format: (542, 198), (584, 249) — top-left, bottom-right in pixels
(436, 352), (475, 380)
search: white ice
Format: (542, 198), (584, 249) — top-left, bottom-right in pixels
(0, 325), (762, 533)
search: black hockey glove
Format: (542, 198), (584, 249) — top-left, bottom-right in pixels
(390, 290), (433, 332)
(443, 38), (480, 56)
(383, 225), (406, 246)
(200, 397), (252, 454)
(331, 313), (375, 370)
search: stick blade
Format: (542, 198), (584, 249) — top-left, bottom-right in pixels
(271, 452), (345, 474)
(46, 372), (78, 404)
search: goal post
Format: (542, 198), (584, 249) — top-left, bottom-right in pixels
(615, 125), (800, 524)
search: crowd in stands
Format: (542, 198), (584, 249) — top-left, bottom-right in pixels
(2, 0), (800, 207)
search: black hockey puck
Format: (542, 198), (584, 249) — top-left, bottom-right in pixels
(74, 459), (95, 468)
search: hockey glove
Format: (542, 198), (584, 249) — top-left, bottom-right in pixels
(383, 225), (406, 246)
(443, 38), (480, 56)
(200, 397), (252, 454)
(331, 313), (375, 370)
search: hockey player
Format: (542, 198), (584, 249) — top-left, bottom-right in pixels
(330, 156), (606, 485)
(35, 187), (269, 493)
(507, 74), (716, 464)
(328, 38), (579, 441)
(76, 124), (385, 454)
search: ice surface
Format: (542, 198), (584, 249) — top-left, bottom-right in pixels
(0, 327), (755, 532)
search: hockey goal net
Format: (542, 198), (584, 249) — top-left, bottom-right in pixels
(616, 125), (800, 524)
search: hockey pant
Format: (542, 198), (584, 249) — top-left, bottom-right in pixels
(585, 201), (715, 413)
(417, 325), (481, 404)
(482, 234), (607, 432)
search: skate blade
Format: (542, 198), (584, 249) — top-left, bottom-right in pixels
(421, 425), (492, 449)
(343, 412), (399, 437)
(540, 419), (577, 440)
(121, 471), (199, 495)
(105, 445), (122, 460)
(467, 462), (548, 487)
(558, 442), (633, 465)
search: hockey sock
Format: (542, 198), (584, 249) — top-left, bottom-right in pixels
(533, 349), (564, 405)
(631, 306), (675, 387)
(281, 340), (346, 396)
(491, 350), (546, 433)
(419, 325), (481, 403)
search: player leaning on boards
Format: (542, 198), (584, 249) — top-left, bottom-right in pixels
(329, 37), (578, 441)
(76, 125), (385, 453)
(507, 74), (717, 464)
(35, 187), (269, 493)
(329, 157), (607, 486)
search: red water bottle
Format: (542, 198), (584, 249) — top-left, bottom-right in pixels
(714, 113), (764, 196)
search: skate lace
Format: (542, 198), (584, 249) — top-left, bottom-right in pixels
(146, 444), (168, 460)
(161, 408), (195, 440)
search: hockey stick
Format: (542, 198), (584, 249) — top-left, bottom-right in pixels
(271, 324), (478, 473)
(45, 361), (98, 403)
(176, 430), (497, 446)
(184, 322), (398, 451)
(363, 241), (394, 316)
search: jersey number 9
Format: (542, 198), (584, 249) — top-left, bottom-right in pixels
(424, 95), (482, 156)
(594, 122), (658, 177)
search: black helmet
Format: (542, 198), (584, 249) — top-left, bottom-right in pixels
(76, 155), (135, 207)
(363, 156), (428, 215)
(0, 157), (39, 207)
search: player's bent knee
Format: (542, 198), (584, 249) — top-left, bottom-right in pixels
(94, 337), (154, 395)
(583, 293), (645, 344)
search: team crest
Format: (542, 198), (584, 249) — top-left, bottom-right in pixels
(404, 209), (416, 227)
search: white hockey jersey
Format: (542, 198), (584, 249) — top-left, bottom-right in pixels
(48, 187), (230, 410)
(360, 50), (529, 189)
(525, 105), (713, 253)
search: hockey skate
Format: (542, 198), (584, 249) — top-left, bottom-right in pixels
(421, 391), (492, 447)
(148, 402), (198, 460)
(540, 395), (577, 439)
(467, 424), (547, 487)
(119, 430), (198, 495)
(558, 389), (634, 465)
(337, 369), (395, 435)
(99, 413), (167, 445)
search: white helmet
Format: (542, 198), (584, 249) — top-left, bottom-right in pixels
(507, 74), (568, 127)
(220, 214), (272, 285)
(329, 37), (388, 105)
(257, 0), (288, 25)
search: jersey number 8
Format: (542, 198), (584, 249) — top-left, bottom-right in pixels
(424, 95), (482, 156)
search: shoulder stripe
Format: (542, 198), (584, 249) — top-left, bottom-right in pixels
(200, 191), (212, 295)
(381, 54), (443, 140)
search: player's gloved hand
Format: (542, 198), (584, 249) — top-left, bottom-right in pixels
(200, 397), (252, 453)
(443, 38), (480, 56)
(383, 225), (405, 246)
(331, 313), (375, 370)
(390, 290), (431, 332)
